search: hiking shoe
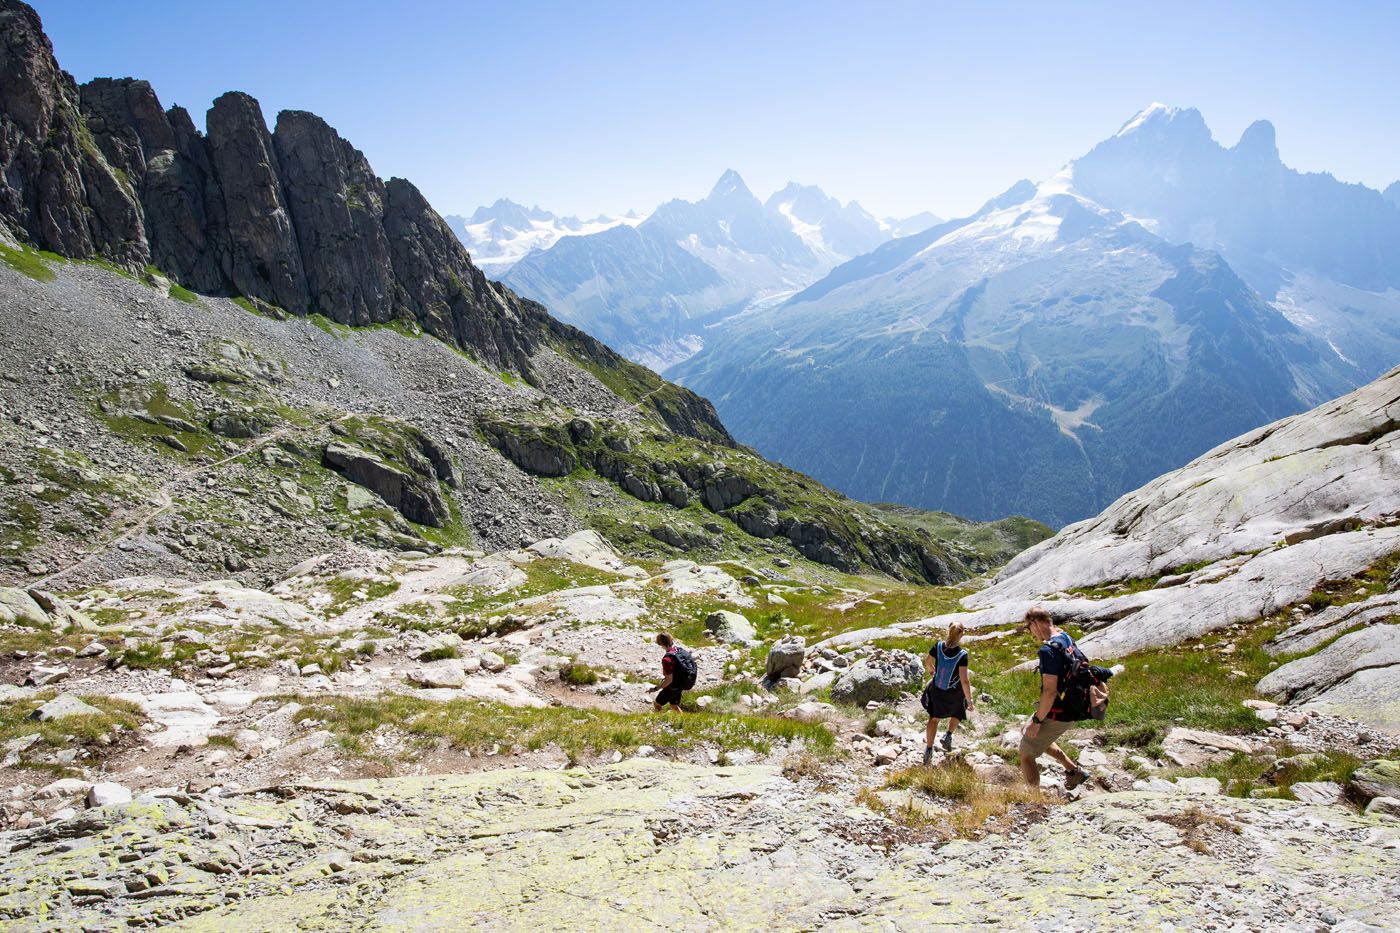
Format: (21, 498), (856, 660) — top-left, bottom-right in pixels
(922, 746), (933, 766)
(940, 732), (954, 752)
(1064, 768), (1091, 790)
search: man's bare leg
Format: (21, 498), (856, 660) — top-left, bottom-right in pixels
(1019, 752), (1041, 787)
(1045, 742), (1075, 772)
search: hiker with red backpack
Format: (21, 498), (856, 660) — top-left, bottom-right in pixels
(654, 631), (698, 712)
(921, 620), (975, 764)
(1019, 607), (1112, 789)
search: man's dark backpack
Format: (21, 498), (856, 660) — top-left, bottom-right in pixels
(1047, 636), (1113, 721)
(671, 646), (698, 689)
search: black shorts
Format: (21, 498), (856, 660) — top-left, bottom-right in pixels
(656, 685), (685, 707)
(922, 685), (967, 719)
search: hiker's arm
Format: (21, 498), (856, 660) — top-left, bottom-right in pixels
(959, 666), (974, 707)
(657, 673), (672, 690)
(922, 654), (935, 676)
(1026, 673), (1058, 735)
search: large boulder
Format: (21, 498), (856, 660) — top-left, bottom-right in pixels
(764, 635), (806, 685)
(704, 610), (757, 646)
(323, 441), (449, 527)
(1351, 759), (1400, 802)
(1161, 728), (1258, 768)
(830, 650), (923, 706)
(407, 660), (467, 689)
(0, 588), (49, 627)
(32, 695), (101, 721)
(1258, 624), (1400, 730)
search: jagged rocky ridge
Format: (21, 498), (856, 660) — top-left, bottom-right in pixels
(0, 0), (723, 442)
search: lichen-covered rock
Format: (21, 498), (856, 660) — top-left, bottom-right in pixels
(764, 635), (805, 684)
(0, 762), (1396, 930)
(704, 610), (757, 646)
(1352, 759), (1400, 802)
(0, 587), (48, 626)
(830, 650), (923, 706)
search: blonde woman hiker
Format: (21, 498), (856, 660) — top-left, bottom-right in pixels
(921, 620), (974, 764)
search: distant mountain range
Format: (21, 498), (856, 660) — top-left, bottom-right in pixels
(671, 105), (1397, 527)
(444, 201), (645, 276)
(449, 175), (940, 370)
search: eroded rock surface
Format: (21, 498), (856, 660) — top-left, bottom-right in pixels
(0, 761), (1396, 930)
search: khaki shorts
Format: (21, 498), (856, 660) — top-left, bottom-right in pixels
(1018, 718), (1074, 760)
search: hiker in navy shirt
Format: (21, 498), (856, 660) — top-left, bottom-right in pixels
(921, 620), (974, 764)
(1019, 607), (1093, 789)
(653, 632), (696, 712)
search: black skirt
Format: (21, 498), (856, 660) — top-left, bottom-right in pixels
(922, 684), (967, 719)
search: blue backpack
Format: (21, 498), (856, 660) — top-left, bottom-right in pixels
(931, 641), (967, 690)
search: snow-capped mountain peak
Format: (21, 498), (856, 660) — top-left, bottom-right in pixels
(444, 202), (646, 276)
(706, 169), (756, 202)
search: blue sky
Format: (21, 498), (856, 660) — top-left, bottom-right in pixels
(32, 0), (1400, 220)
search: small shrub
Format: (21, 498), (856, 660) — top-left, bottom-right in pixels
(781, 752), (828, 782)
(560, 662), (601, 686)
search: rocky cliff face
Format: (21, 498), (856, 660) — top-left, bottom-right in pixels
(0, 0), (726, 442)
(0, 2), (145, 267)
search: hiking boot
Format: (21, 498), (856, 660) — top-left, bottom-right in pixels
(1064, 768), (1091, 790)
(922, 746), (933, 766)
(940, 732), (953, 752)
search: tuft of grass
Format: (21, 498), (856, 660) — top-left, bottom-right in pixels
(417, 646), (460, 663)
(872, 759), (1043, 839)
(1182, 748), (1369, 801)
(168, 283), (200, 304)
(0, 241), (59, 281)
(119, 642), (165, 669)
(781, 751), (830, 782)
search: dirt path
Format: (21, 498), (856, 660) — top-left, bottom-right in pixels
(31, 417), (345, 590)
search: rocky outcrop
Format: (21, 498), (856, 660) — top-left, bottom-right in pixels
(78, 79), (227, 292)
(482, 415), (973, 583)
(205, 91), (309, 312)
(830, 650), (923, 706)
(973, 365), (1400, 605)
(0, 2), (146, 266)
(322, 441), (450, 528)
(272, 110), (393, 326)
(1258, 624), (1400, 729)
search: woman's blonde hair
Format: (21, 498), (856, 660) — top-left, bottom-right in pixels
(945, 620), (965, 647)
